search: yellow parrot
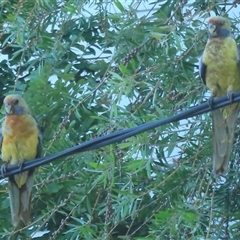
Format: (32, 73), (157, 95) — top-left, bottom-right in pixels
(0, 94), (41, 227)
(199, 16), (240, 176)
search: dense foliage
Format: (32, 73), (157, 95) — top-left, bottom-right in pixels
(0, 0), (240, 239)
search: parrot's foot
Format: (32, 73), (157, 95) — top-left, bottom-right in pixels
(208, 96), (214, 109)
(18, 160), (25, 171)
(0, 163), (7, 176)
(227, 91), (234, 102)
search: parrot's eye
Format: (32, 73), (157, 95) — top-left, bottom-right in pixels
(14, 99), (19, 105)
(219, 21), (224, 26)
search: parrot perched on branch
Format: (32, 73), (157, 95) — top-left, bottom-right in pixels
(199, 16), (240, 176)
(0, 94), (41, 227)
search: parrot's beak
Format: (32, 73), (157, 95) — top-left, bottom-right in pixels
(208, 23), (217, 36)
(4, 102), (13, 115)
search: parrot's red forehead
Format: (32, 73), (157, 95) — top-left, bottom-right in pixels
(4, 95), (20, 105)
(208, 16), (229, 26)
(208, 18), (221, 25)
(4, 97), (14, 104)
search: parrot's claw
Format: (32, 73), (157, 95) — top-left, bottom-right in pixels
(208, 96), (214, 109)
(1, 163), (7, 176)
(227, 91), (234, 103)
(18, 160), (25, 171)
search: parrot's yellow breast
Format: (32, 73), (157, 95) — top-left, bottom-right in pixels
(202, 36), (240, 97)
(1, 114), (39, 166)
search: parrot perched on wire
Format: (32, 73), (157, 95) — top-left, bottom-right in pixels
(0, 94), (42, 227)
(199, 16), (240, 176)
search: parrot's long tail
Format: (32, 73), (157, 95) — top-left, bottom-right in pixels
(8, 170), (34, 227)
(212, 103), (239, 176)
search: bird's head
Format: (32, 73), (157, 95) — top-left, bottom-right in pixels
(208, 16), (231, 38)
(3, 94), (29, 115)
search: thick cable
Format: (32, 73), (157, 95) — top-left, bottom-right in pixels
(1, 93), (240, 178)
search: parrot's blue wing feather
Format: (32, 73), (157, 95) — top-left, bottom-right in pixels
(37, 128), (42, 158)
(0, 128), (2, 152)
(199, 54), (206, 85)
(237, 45), (240, 68)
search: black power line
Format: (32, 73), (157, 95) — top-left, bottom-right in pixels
(1, 93), (240, 178)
